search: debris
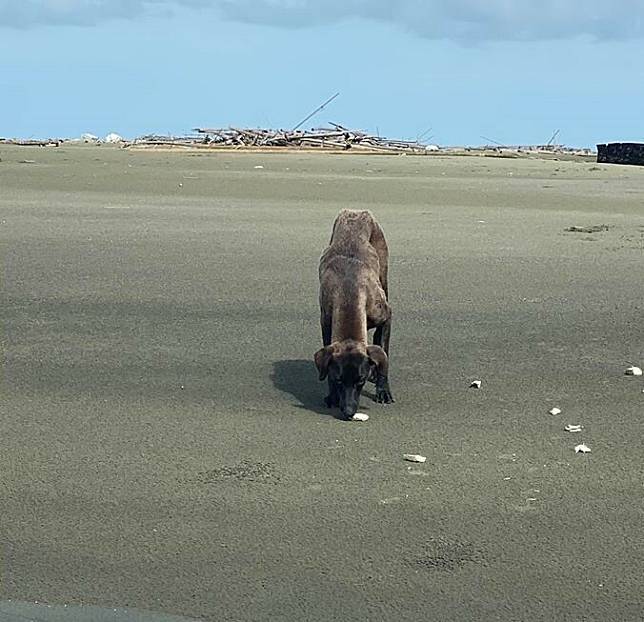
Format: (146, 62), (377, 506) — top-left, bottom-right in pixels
(0, 138), (62, 146)
(575, 444), (591, 454)
(548, 407), (562, 415)
(403, 454), (427, 463)
(564, 424), (583, 433)
(351, 412), (369, 422)
(253, 165), (264, 169)
(132, 124), (440, 154)
(625, 365), (643, 376)
(469, 380), (482, 389)
(19, 160), (36, 164)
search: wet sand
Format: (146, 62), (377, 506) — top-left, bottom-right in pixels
(1, 144), (643, 621)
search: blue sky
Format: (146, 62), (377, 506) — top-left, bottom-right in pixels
(1, 1), (643, 147)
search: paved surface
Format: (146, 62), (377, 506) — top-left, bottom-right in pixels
(1, 145), (643, 621)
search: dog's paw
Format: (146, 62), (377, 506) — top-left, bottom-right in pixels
(375, 387), (395, 404)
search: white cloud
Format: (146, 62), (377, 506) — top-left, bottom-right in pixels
(1, 0), (643, 41)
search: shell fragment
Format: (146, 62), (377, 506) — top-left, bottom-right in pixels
(549, 407), (562, 415)
(351, 412), (369, 422)
(564, 424), (583, 433)
(469, 380), (482, 389)
(403, 454), (427, 463)
(625, 365), (643, 376)
(575, 444), (591, 454)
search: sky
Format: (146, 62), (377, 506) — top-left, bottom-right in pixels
(1, 1), (643, 147)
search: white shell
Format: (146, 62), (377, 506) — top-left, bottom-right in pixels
(403, 454), (427, 463)
(575, 444), (591, 453)
(351, 412), (369, 422)
(625, 365), (643, 376)
(548, 407), (562, 415)
(470, 380), (482, 388)
(564, 424), (583, 433)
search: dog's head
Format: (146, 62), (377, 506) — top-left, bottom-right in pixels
(314, 340), (388, 419)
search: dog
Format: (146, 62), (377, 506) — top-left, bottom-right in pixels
(314, 209), (394, 420)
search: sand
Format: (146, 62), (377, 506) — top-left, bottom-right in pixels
(1, 144), (643, 621)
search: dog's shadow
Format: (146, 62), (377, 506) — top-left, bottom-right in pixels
(271, 359), (376, 418)
(271, 359), (332, 416)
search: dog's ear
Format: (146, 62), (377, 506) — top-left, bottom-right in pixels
(367, 345), (388, 376)
(314, 346), (335, 381)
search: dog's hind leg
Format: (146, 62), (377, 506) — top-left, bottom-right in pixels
(373, 316), (392, 356)
(321, 312), (332, 347)
(369, 220), (389, 298)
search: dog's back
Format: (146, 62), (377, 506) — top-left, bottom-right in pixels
(320, 209), (388, 298)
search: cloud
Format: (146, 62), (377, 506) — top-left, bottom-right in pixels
(1, 0), (643, 41)
(216, 0), (644, 41)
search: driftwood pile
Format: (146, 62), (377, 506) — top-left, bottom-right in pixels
(0, 138), (63, 146)
(133, 124), (435, 154)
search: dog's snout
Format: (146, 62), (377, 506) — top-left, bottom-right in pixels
(339, 385), (361, 419)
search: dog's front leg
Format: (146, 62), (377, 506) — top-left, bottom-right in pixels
(367, 344), (395, 404)
(375, 371), (394, 404)
(372, 316), (392, 385)
(324, 378), (340, 408)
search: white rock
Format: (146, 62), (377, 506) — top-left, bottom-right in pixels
(470, 380), (482, 388)
(564, 424), (583, 433)
(625, 365), (643, 376)
(575, 444), (591, 454)
(81, 133), (98, 141)
(403, 454), (426, 463)
(351, 412), (369, 422)
(548, 407), (562, 415)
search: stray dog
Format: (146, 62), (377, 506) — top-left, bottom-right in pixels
(314, 209), (394, 420)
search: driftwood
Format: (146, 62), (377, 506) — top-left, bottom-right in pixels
(132, 124), (435, 154)
(0, 138), (63, 146)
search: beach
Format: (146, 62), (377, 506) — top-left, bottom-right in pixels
(1, 144), (643, 621)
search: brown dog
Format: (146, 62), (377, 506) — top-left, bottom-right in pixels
(314, 209), (394, 419)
